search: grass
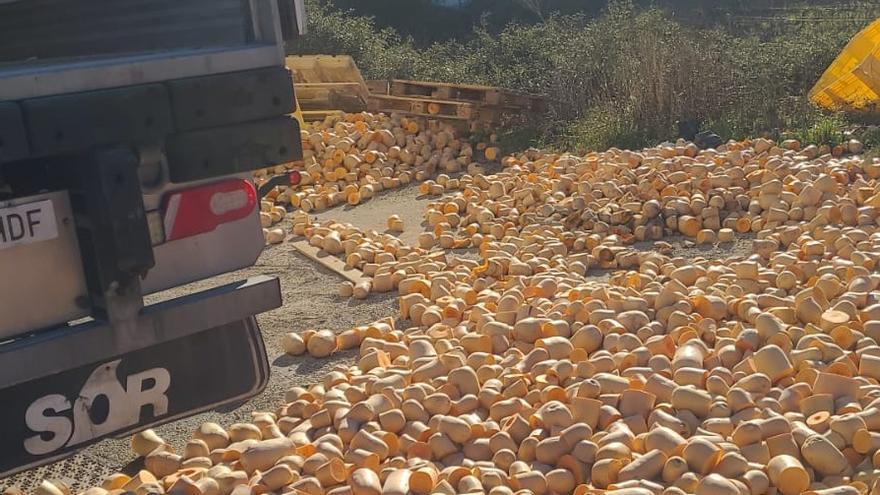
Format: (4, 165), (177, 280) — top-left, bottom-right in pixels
(793, 114), (847, 147)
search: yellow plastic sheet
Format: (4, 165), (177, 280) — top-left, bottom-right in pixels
(293, 97), (305, 129)
(810, 17), (880, 111)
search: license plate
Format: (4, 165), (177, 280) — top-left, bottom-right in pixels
(0, 192), (89, 339)
(0, 199), (59, 250)
(0, 318), (269, 477)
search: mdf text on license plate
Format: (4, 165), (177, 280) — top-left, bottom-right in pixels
(0, 199), (59, 250)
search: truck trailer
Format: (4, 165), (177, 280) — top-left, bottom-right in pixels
(0, 0), (305, 476)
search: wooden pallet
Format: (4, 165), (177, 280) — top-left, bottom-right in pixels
(367, 94), (475, 120)
(286, 55), (370, 112)
(387, 79), (545, 110)
(366, 79), (390, 95)
(295, 82), (366, 111)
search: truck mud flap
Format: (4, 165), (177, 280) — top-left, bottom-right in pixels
(0, 276), (280, 477)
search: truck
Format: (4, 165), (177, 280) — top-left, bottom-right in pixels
(0, 0), (306, 477)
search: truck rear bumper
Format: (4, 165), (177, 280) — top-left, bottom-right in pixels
(0, 275), (281, 389)
(0, 275), (281, 477)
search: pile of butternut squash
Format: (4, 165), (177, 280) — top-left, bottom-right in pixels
(258, 112), (483, 213)
(257, 111), (491, 245)
(31, 133), (880, 495)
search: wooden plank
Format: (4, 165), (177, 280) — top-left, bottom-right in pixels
(368, 94), (474, 118)
(388, 80), (495, 104)
(301, 109), (344, 121)
(434, 86), (453, 99)
(365, 107), (470, 122)
(392, 78), (503, 92)
(297, 82), (365, 88)
(368, 93), (476, 106)
(290, 239), (367, 284)
(366, 79), (389, 95)
(296, 81), (369, 112)
(286, 55), (371, 105)
(387, 79), (547, 109)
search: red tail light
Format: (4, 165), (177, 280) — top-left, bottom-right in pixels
(163, 179), (257, 241)
(288, 170), (301, 186)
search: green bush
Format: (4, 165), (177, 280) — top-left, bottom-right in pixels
(783, 112), (847, 147)
(860, 126), (880, 151)
(288, 0), (420, 80)
(558, 105), (650, 153)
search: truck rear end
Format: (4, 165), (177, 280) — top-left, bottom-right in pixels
(0, 0), (304, 476)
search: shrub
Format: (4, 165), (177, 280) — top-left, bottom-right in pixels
(860, 126), (880, 151)
(558, 104), (651, 153)
(288, 0), (420, 80)
(293, 0), (880, 149)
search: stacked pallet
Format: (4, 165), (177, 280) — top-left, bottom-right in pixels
(284, 55), (546, 130)
(367, 79), (547, 132)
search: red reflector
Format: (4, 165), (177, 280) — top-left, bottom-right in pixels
(163, 179), (257, 241)
(288, 171), (301, 186)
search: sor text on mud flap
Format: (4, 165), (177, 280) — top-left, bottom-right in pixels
(23, 360), (171, 455)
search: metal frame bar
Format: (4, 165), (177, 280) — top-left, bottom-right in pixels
(0, 44), (283, 101)
(249, 0), (285, 61)
(0, 275), (281, 389)
(294, 0), (307, 35)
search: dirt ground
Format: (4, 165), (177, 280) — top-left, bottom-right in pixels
(1, 180), (754, 492)
(314, 183), (437, 247)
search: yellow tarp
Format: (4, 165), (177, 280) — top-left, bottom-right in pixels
(293, 97), (305, 128)
(810, 17), (880, 111)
